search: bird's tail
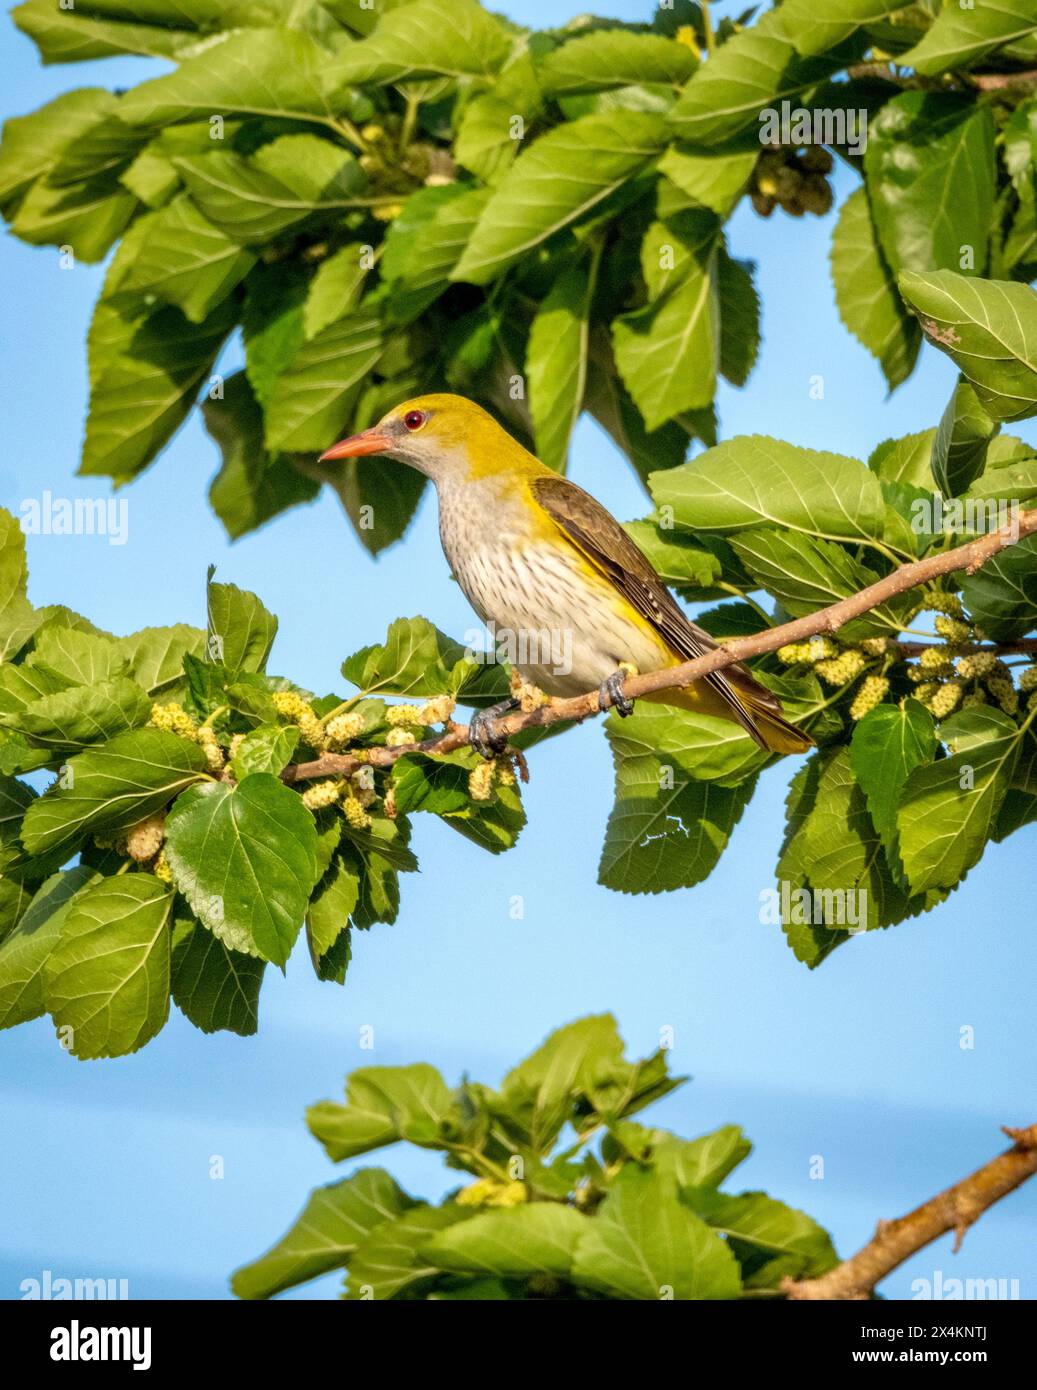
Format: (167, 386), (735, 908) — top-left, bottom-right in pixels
(644, 671), (814, 755)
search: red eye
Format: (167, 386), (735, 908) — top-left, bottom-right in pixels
(403, 410), (426, 432)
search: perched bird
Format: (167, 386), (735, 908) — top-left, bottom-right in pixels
(320, 394), (812, 758)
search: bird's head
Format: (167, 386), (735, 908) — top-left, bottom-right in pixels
(319, 393), (531, 483)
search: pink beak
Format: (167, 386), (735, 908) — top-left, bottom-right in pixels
(318, 429), (391, 462)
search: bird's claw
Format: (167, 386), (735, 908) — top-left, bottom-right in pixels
(599, 669), (635, 718)
(468, 698), (519, 760)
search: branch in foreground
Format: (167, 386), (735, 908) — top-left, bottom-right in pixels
(783, 1123), (1037, 1301)
(283, 510), (1037, 784)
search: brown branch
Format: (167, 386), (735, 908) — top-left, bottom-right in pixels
(965, 68), (1037, 91)
(282, 511), (1037, 784)
(783, 1123), (1037, 1301)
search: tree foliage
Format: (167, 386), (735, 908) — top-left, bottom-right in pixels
(4, 0), (1037, 544)
(231, 1014), (839, 1301)
(4, 6), (1037, 1056)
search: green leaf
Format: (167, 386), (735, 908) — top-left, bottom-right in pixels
(164, 773), (318, 966)
(931, 378), (998, 495)
(571, 1165), (742, 1300)
(899, 269), (1037, 423)
(384, 186), (490, 324)
(205, 372), (319, 540)
(0, 88), (115, 211)
(120, 144), (180, 209)
(778, 0), (907, 56)
(81, 298), (234, 483)
(118, 28), (337, 127)
(650, 435), (885, 541)
(424, 1202), (588, 1280)
(729, 528), (910, 637)
(537, 30), (696, 94)
(170, 911), (265, 1037)
(613, 213), (720, 430)
(584, 331), (694, 484)
(12, 0), (201, 63)
(606, 1119), (752, 1189)
(600, 714), (755, 893)
(621, 520), (722, 596)
(31, 627), (126, 686)
(10, 170), (136, 263)
(306, 852), (359, 961)
(869, 430), (938, 488)
(303, 243), (369, 340)
(231, 1168), (419, 1300)
(42, 874), (172, 1060)
(526, 255), (595, 471)
(897, 708), (1021, 892)
(326, 0), (510, 85)
(453, 110), (668, 286)
(21, 729), (209, 859)
(899, 2), (1037, 76)
(831, 186), (920, 391)
(308, 1063), (457, 1160)
(207, 574), (277, 673)
(346, 1205), (470, 1301)
(0, 866), (98, 1030)
(961, 534), (1037, 640)
(864, 94), (995, 277)
(116, 624), (205, 695)
(682, 1187), (837, 1284)
(231, 724), (300, 780)
(658, 135), (758, 218)
(849, 700), (937, 870)
(110, 196), (255, 324)
(668, 9), (860, 143)
(11, 677), (152, 752)
(342, 616), (509, 705)
(717, 247), (760, 387)
(263, 309), (383, 451)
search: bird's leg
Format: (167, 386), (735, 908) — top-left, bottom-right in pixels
(599, 662), (638, 718)
(468, 697), (520, 760)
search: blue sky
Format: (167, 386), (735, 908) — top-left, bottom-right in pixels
(1, 1), (1035, 1301)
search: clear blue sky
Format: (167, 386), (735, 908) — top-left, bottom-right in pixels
(1, 2), (1035, 1301)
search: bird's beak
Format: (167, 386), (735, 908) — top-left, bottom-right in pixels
(318, 428), (391, 462)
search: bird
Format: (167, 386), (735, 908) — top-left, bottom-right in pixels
(320, 394), (812, 760)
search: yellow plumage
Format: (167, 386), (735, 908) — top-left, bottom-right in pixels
(320, 394), (812, 756)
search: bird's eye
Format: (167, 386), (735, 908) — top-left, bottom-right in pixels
(403, 410), (427, 432)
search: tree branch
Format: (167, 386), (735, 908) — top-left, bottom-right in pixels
(782, 1123), (1037, 1301)
(282, 510), (1037, 784)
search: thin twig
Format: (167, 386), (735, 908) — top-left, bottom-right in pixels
(282, 511), (1037, 784)
(783, 1123), (1037, 1300)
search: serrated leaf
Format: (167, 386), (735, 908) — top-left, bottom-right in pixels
(21, 729), (209, 859)
(453, 110), (668, 286)
(899, 269), (1037, 423)
(571, 1165), (742, 1300)
(263, 309), (383, 451)
(650, 434), (885, 541)
(424, 1202), (588, 1280)
(658, 135), (757, 218)
(170, 910), (265, 1036)
(778, 0), (907, 57)
(206, 575), (277, 673)
(308, 1063), (457, 1159)
(0, 866), (98, 1030)
(898, 708), (1021, 892)
(526, 255), (595, 471)
(42, 874), (173, 1060)
(232, 1168), (419, 1300)
(326, 0), (510, 85)
(961, 534), (1037, 640)
(864, 94), (995, 277)
(849, 700), (937, 871)
(682, 1187), (837, 1284)
(164, 773), (318, 965)
(899, 2), (1037, 76)
(346, 1204), (469, 1300)
(10, 171), (136, 263)
(0, 88), (115, 210)
(342, 616), (509, 706)
(11, 677), (152, 753)
(717, 246), (760, 387)
(831, 186), (920, 391)
(931, 377), (998, 495)
(537, 30), (696, 94)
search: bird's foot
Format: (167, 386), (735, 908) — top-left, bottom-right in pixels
(468, 697), (520, 760)
(599, 665), (636, 718)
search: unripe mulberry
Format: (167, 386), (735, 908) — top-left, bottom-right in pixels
(919, 646), (953, 674)
(934, 615), (971, 645)
(985, 677), (1018, 715)
(962, 691), (988, 709)
(923, 590), (964, 618)
(386, 727), (416, 748)
(153, 850), (173, 884)
(455, 1178), (527, 1208)
(324, 712), (365, 748)
(301, 780), (341, 810)
(814, 650), (867, 685)
(150, 702), (197, 739)
(468, 760), (494, 802)
(850, 675), (889, 720)
(386, 704), (425, 727)
(197, 725), (225, 772)
(955, 651), (997, 679)
(341, 792), (372, 830)
(928, 680), (963, 719)
(420, 695), (456, 725)
(125, 811), (165, 863)
(1019, 665), (1037, 692)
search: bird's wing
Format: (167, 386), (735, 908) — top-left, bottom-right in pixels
(529, 473), (785, 731)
